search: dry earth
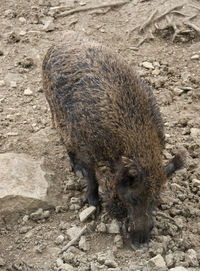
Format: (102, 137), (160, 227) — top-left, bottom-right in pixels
(0, 0), (200, 270)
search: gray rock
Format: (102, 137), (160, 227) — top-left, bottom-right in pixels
(0, 257), (5, 267)
(79, 236), (90, 251)
(114, 235), (123, 248)
(79, 206), (96, 222)
(107, 220), (120, 234)
(19, 226), (32, 234)
(60, 263), (75, 271)
(165, 253), (174, 268)
(0, 153), (50, 225)
(191, 179), (200, 188)
(0, 80), (5, 87)
(30, 208), (50, 221)
(147, 254), (167, 270)
(55, 235), (65, 245)
(185, 249), (198, 267)
(24, 87), (33, 96)
(96, 222), (107, 233)
(56, 258), (64, 267)
(67, 226), (82, 240)
(169, 267), (188, 271)
(142, 61), (154, 69)
(104, 259), (118, 268)
(191, 54), (199, 60)
(0, 153), (48, 200)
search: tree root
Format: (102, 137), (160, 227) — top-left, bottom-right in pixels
(55, 0), (130, 18)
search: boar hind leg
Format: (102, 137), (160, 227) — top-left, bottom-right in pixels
(68, 152), (99, 206)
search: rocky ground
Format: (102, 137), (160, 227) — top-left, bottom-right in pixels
(0, 0), (200, 270)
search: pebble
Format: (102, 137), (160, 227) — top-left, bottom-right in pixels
(152, 68), (160, 76)
(96, 222), (107, 233)
(107, 220), (120, 234)
(67, 226), (82, 240)
(24, 88), (33, 96)
(30, 208), (50, 221)
(55, 235), (65, 245)
(19, 17), (26, 24)
(191, 179), (200, 187)
(147, 254), (167, 269)
(60, 263), (75, 271)
(169, 267), (188, 271)
(191, 54), (199, 60)
(79, 236), (90, 251)
(79, 206), (96, 222)
(165, 253), (174, 268)
(10, 81), (17, 88)
(173, 87), (184, 96)
(104, 259), (118, 268)
(19, 226), (32, 234)
(142, 61), (154, 69)
(185, 249), (198, 267)
(0, 80), (5, 87)
(56, 258), (63, 267)
(0, 257), (5, 267)
(114, 235), (123, 248)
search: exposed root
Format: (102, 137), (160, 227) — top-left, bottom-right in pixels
(139, 9), (158, 33)
(55, 0), (130, 18)
(137, 31), (154, 47)
(61, 225), (87, 253)
(166, 15), (182, 42)
(189, 4), (200, 11)
(153, 4), (184, 23)
(184, 21), (200, 35)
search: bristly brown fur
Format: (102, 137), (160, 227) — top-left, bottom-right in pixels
(42, 32), (185, 248)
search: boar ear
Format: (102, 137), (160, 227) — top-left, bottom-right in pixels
(165, 151), (186, 177)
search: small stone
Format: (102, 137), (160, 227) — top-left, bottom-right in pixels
(0, 257), (5, 267)
(142, 61), (154, 69)
(169, 267), (188, 271)
(61, 263), (75, 271)
(114, 235), (123, 248)
(10, 81), (17, 88)
(165, 253), (174, 268)
(107, 220), (120, 234)
(56, 258), (63, 267)
(148, 254), (167, 269)
(62, 251), (75, 263)
(19, 31), (26, 36)
(104, 259), (118, 268)
(79, 206), (96, 222)
(0, 80), (5, 87)
(19, 226), (31, 234)
(67, 226), (82, 240)
(24, 88), (33, 96)
(79, 236), (90, 251)
(152, 68), (160, 76)
(55, 235), (65, 245)
(22, 215), (29, 223)
(173, 87), (184, 96)
(191, 179), (200, 187)
(19, 17), (26, 24)
(185, 249), (198, 267)
(96, 222), (107, 233)
(191, 54), (199, 60)
(30, 208), (49, 221)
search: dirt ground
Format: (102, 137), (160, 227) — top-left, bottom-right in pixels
(0, 0), (200, 270)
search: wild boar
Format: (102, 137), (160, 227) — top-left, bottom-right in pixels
(42, 31), (185, 250)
